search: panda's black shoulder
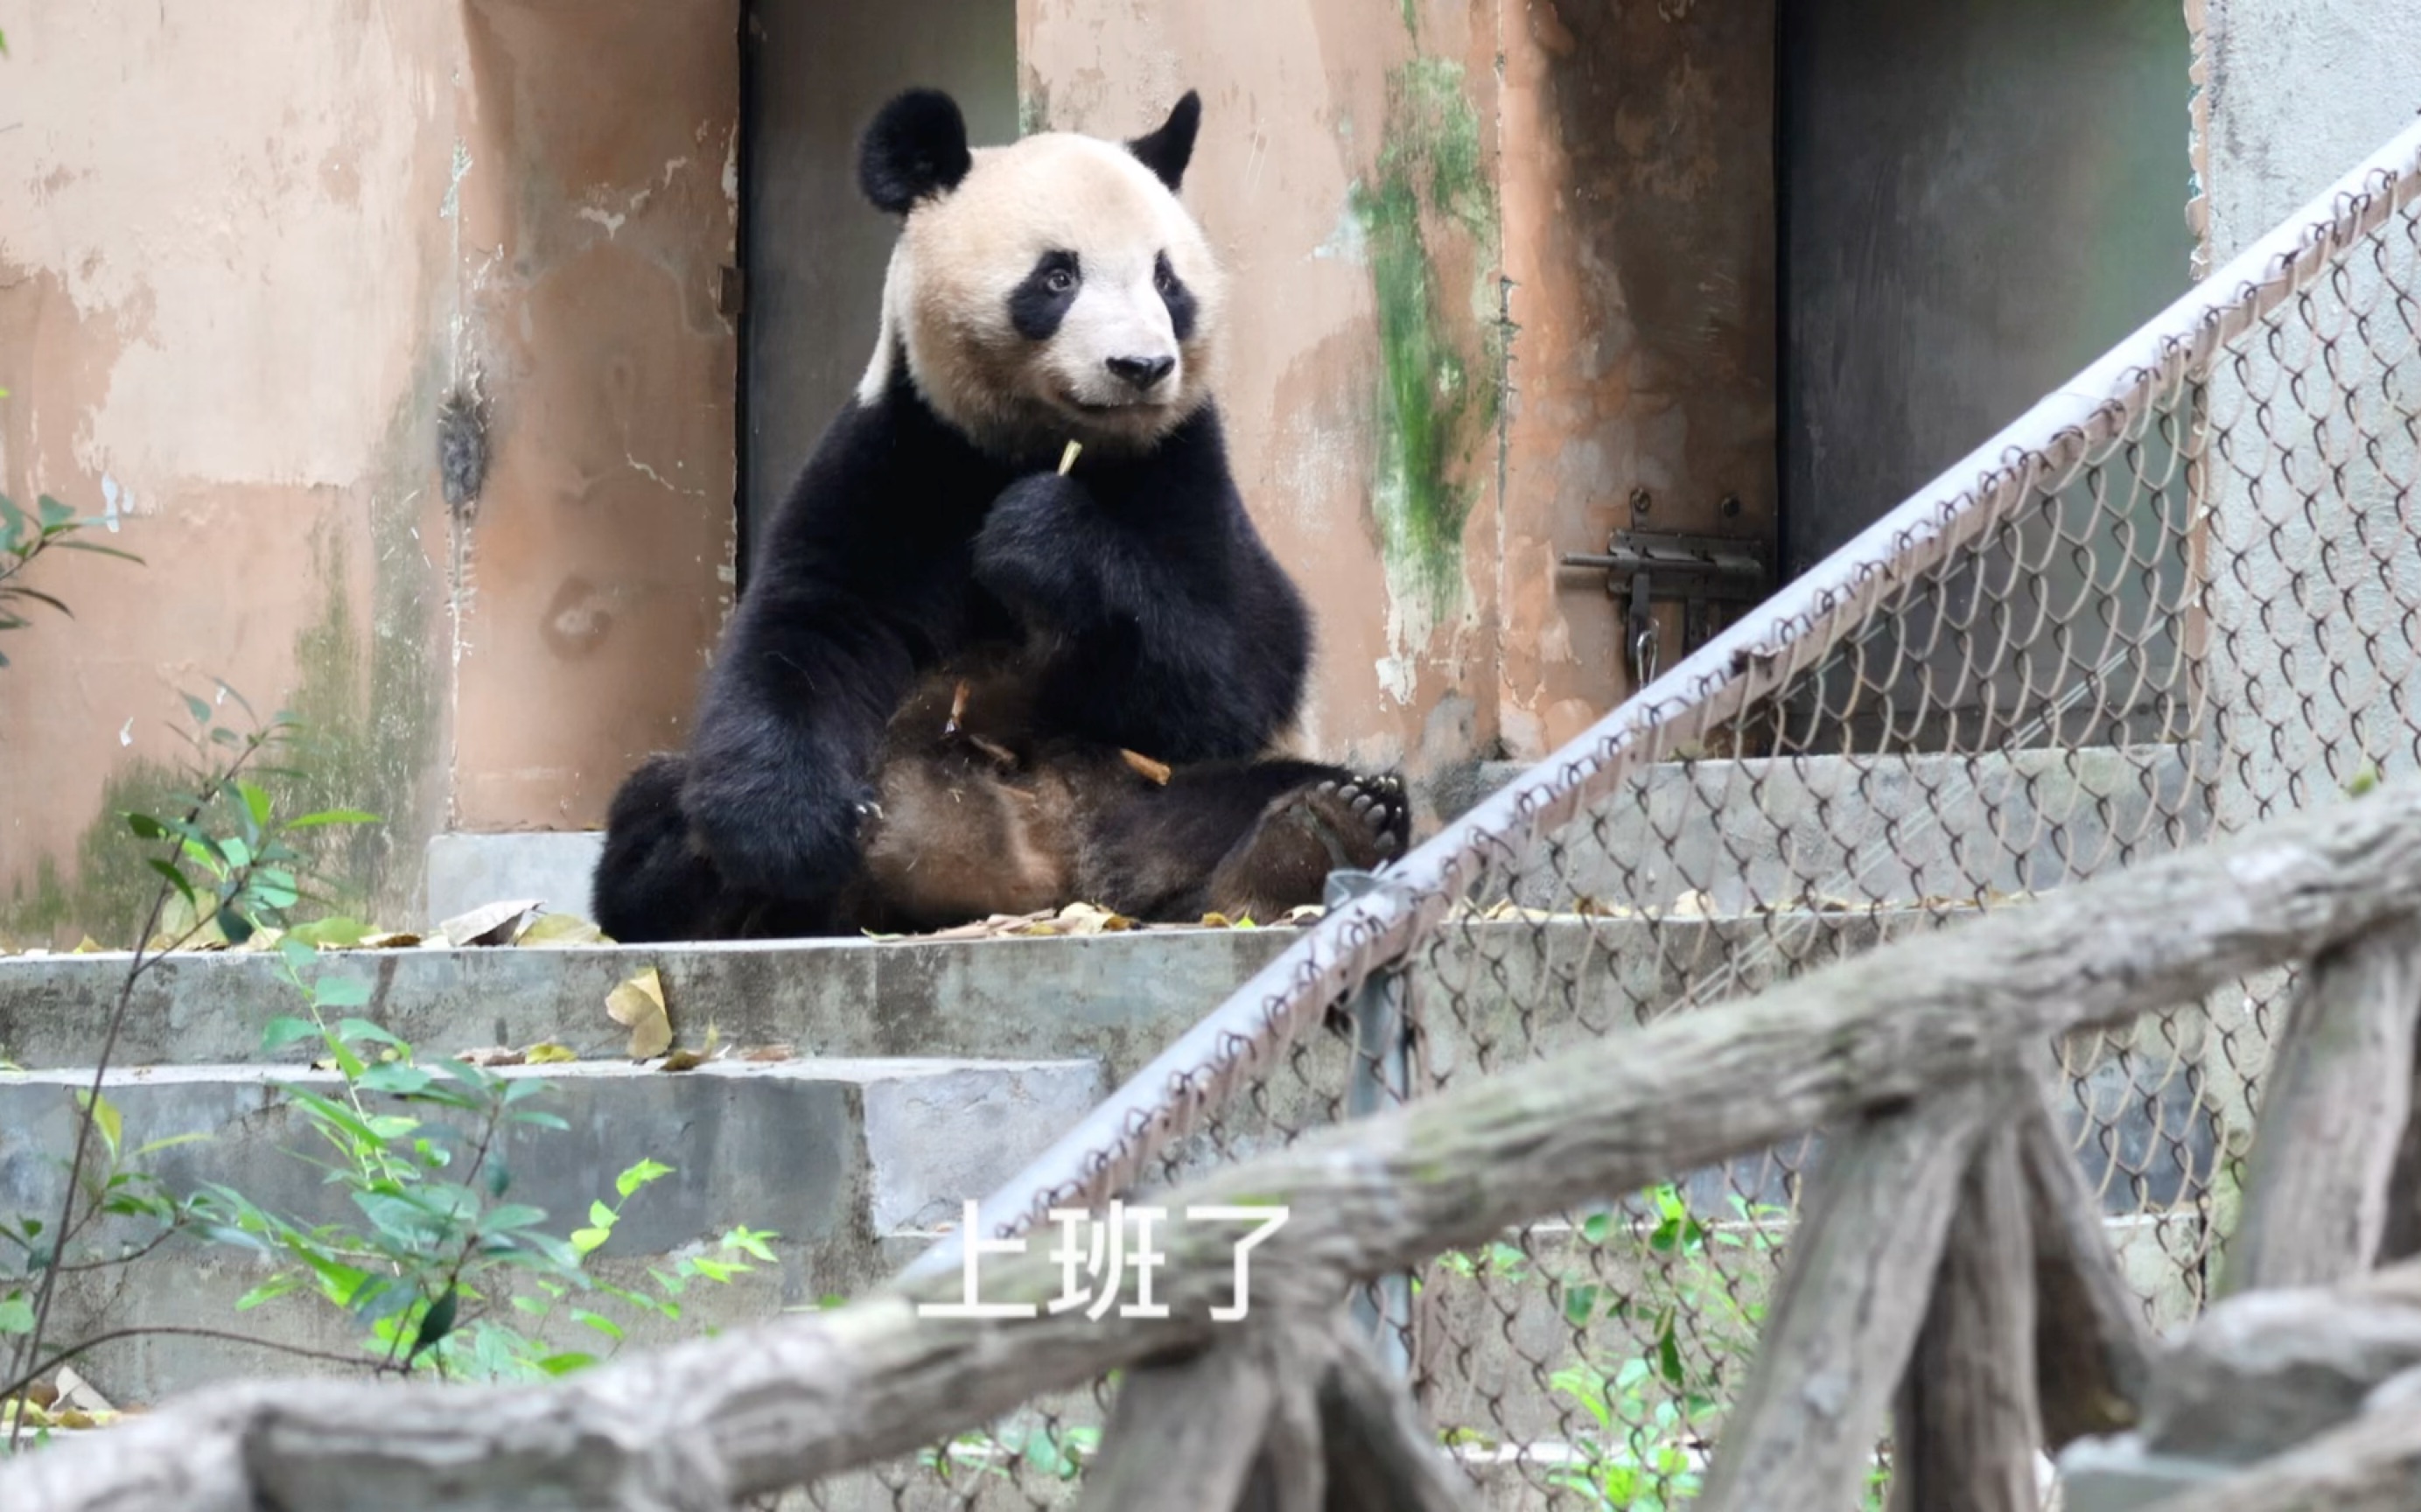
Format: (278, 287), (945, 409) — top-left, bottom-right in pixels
(1094, 402), (1246, 521)
(749, 366), (1011, 589)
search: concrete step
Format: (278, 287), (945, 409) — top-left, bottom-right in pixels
(0, 1054), (1101, 1403)
(0, 929), (1289, 1083)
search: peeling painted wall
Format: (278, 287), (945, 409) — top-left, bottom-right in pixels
(0, 1), (738, 943)
(451, 1), (739, 831)
(1500, 0), (1776, 758)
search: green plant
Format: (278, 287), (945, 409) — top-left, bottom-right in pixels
(0, 491), (141, 668)
(920, 1419), (1100, 1483)
(2, 692), (374, 1442)
(192, 961), (776, 1381)
(1431, 1237), (1531, 1282)
(1537, 1184), (1791, 1512)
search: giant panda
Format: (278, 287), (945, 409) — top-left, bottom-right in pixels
(591, 86), (1410, 943)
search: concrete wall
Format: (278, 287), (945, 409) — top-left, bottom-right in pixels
(0, 1), (739, 945)
(2193, 0), (2421, 268)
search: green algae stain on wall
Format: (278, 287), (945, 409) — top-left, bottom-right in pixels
(3, 760), (195, 948)
(1, 371), (444, 948)
(280, 507), (437, 925)
(279, 372), (444, 925)
(1351, 57), (1500, 614)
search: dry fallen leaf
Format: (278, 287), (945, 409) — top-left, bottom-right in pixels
(525, 1041), (578, 1065)
(437, 899), (543, 948)
(1280, 905), (1325, 926)
(1051, 901), (1137, 935)
(606, 966), (673, 1060)
(661, 1022), (721, 1074)
(454, 1046), (527, 1068)
(921, 909), (1057, 942)
(741, 1043), (796, 1062)
(55, 1367), (114, 1417)
(70, 936), (106, 955)
(360, 930), (425, 949)
(514, 912), (608, 948)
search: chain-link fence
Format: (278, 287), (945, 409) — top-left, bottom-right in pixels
(806, 116), (2421, 1509)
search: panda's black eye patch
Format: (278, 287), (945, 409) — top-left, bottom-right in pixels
(1010, 250), (1082, 341)
(1154, 252), (1198, 344)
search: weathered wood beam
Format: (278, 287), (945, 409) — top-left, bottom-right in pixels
(2018, 1080), (2154, 1447)
(2377, 1032), (2421, 1264)
(1888, 1121), (2041, 1512)
(1312, 1319), (1472, 1512)
(1077, 1334), (1285, 1512)
(1079, 1312), (1466, 1512)
(1237, 1342), (1326, 1512)
(2222, 914), (2421, 1295)
(2136, 1259), (2421, 1466)
(2135, 1370), (2421, 1512)
(1699, 1079), (2004, 1512)
(13, 786), (2421, 1512)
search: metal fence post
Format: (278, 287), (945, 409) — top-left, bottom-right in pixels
(1326, 868), (1416, 1379)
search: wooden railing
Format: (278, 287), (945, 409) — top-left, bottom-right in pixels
(14, 783), (2421, 1510)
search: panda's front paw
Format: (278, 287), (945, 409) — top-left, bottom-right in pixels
(974, 472), (1095, 614)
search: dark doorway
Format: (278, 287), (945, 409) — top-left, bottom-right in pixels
(1777, 0), (2197, 581)
(737, 0), (1017, 584)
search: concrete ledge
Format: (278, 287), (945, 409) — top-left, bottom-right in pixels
(0, 929), (1296, 1082)
(0, 1056), (1099, 1252)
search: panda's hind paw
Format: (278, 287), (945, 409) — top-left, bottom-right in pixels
(1331, 772), (1411, 862)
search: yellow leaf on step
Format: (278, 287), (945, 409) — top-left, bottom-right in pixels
(515, 912), (607, 948)
(605, 967), (673, 1060)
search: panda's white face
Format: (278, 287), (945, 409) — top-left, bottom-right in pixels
(859, 124), (1227, 463)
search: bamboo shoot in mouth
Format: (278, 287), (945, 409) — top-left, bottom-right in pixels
(1059, 440), (1082, 476)
(942, 678), (971, 737)
(1120, 749), (1172, 786)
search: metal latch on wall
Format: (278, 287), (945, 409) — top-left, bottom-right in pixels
(1559, 518), (1770, 688)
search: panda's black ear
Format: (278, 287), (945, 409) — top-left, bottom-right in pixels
(1127, 91), (1202, 194)
(859, 88), (973, 214)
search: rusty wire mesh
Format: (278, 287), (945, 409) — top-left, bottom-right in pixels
(806, 119), (2421, 1510)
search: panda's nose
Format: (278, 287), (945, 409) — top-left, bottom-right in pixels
(1107, 355), (1176, 391)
